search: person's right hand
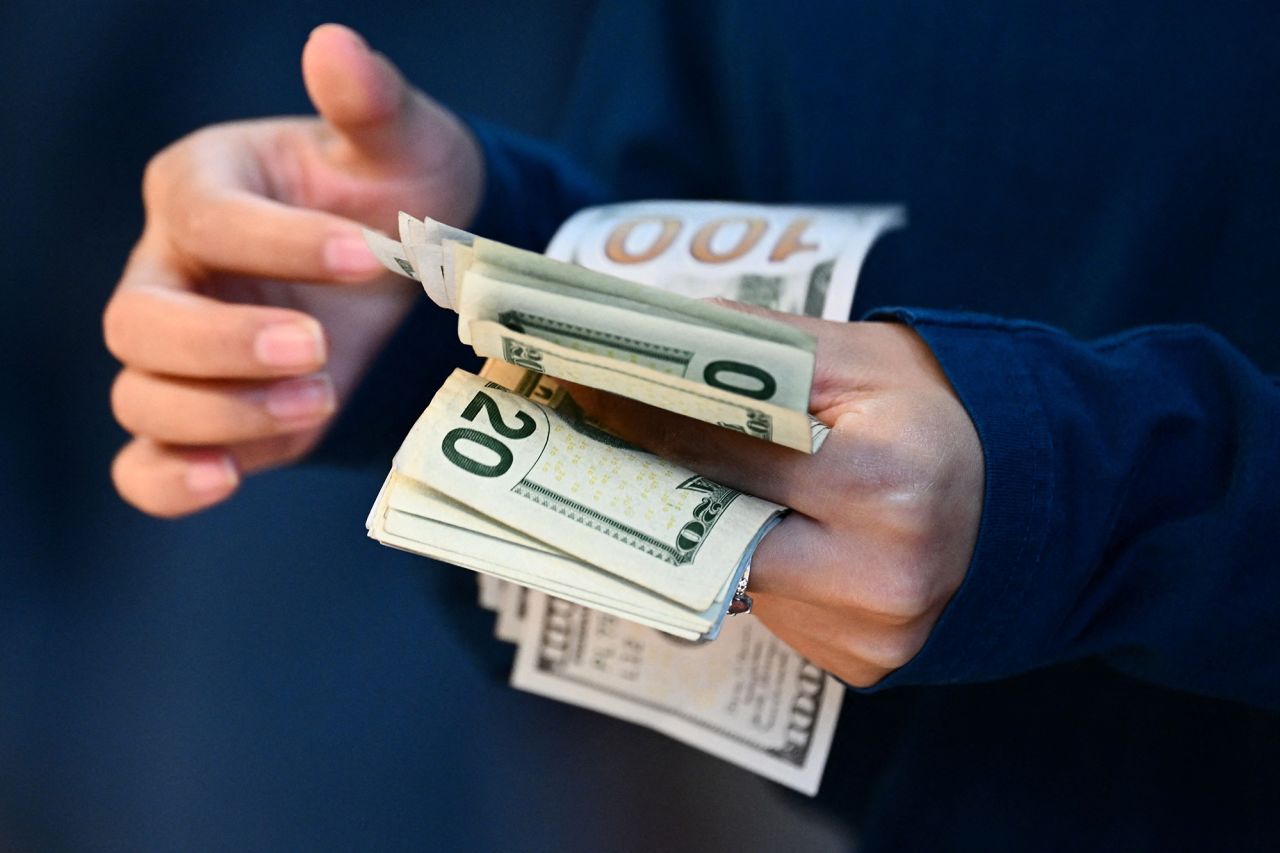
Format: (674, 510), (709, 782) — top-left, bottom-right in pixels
(104, 23), (483, 517)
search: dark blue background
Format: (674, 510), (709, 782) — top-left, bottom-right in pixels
(0, 3), (848, 849)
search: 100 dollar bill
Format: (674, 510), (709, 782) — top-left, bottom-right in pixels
(512, 591), (844, 796)
(546, 200), (903, 320)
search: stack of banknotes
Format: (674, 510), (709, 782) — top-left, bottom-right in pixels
(363, 201), (903, 793)
(366, 219), (825, 452)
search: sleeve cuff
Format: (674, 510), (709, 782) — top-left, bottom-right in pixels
(859, 308), (1056, 689)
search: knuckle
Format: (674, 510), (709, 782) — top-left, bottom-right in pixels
(834, 429), (899, 493)
(897, 505), (943, 565)
(140, 153), (166, 203)
(101, 295), (129, 362)
(173, 199), (217, 248)
(866, 561), (936, 623)
(827, 627), (927, 687)
(853, 626), (926, 672)
(141, 141), (182, 206)
(109, 371), (144, 433)
(836, 660), (889, 690)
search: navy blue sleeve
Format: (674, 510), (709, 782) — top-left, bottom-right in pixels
(865, 308), (1280, 710)
(465, 117), (613, 251)
(465, 0), (734, 248)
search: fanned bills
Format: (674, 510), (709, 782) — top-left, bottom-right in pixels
(364, 201), (904, 794)
(366, 217), (822, 452)
(367, 364), (784, 639)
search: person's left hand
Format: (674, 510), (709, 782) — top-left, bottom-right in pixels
(574, 305), (985, 687)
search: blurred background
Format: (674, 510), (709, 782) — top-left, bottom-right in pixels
(0, 2), (849, 849)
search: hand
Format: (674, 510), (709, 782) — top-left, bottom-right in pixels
(104, 23), (483, 517)
(575, 306), (985, 687)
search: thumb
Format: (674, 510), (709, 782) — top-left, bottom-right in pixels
(704, 296), (829, 336)
(301, 23), (450, 166)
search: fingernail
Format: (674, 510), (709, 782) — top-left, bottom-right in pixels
(266, 374), (336, 422)
(255, 320), (326, 369)
(324, 234), (382, 278)
(185, 456), (239, 495)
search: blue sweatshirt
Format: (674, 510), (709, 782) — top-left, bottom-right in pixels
(332, 2), (1280, 847)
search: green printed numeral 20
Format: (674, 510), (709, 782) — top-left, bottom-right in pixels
(441, 392), (536, 477)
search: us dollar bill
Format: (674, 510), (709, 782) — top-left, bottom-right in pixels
(512, 591), (844, 796)
(461, 360), (844, 793)
(366, 219), (823, 452)
(397, 211), (474, 309)
(546, 200), (903, 321)
(483, 200), (897, 629)
(364, 201), (902, 793)
(368, 367), (783, 638)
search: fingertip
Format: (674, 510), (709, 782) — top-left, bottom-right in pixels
(253, 316), (329, 371)
(302, 22), (404, 131)
(322, 232), (384, 280)
(112, 440), (240, 519)
(304, 22), (370, 75)
(183, 452), (241, 497)
(307, 22), (366, 49)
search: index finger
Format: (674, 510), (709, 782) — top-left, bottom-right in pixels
(163, 187), (386, 284)
(106, 247), (327, 379)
